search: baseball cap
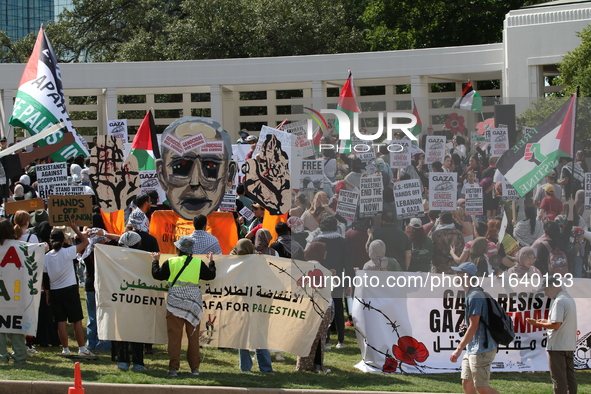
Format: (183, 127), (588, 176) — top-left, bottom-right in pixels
(409, 218), (423, 229)
(451, 262), (477, 276)
(543, 184), (555, 194)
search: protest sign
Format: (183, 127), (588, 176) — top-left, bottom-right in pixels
(586, 173), (591, 210)
(300, 160), (324, 191)
(282, 120), (315, 159)
(470, 131), (486, 151)
(48, 195), (93, 226)
(53, 186), (86, 195)
(0, 240), (46, 336)
(429, 173), (457, 211)
(95, 244), (330, 355)
(239, 206), (255, 222)
(393, 179), (424, 219)
(353, 271), (591, 373)
(390, 140), (411, 169)
(107, 119), (128, 143)
(502, 177), (520, 201)
(425, 136), (446, 164)
(36, 162), (67, 200)
(5, 198), (44, 215)
(357, 146), (376, 163)
(464, 185), (483, 216)
(220, 185), (237, 212)
(359, 175), (383, 218)
(336, 190), (359, 223)
(487, 127), (509, 158)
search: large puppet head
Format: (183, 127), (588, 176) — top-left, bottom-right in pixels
(156, 117), (236, 220)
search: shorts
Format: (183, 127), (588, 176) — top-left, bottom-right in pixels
(50, 284), (84, 323)
(461, 348), (497, 387)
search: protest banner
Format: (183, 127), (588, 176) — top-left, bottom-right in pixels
(232, 144), (251, 185)
(48, 195), (93, 226)
(282, 119), (315, 159)
(220, 185), (237, 212)
(502, 177), (520, 201)
(36, 162), (68, 200)
(5, 198), (44, 215)
(94, 244), (330, 355)
(359, 175), (383, 218)
(357, 146), (376, 163)
(353, 271), (591, 373)
(389, 140), (411, 169)
(300, 160), (324, 191)
(107, 119), (128, 143)
(429, 173), (457, 211)
(393, 179), (424, 219)
(586, 173), (591, 210)
(487, 127), (509, 158)
(336, 190), (359, 223)
(0, 240), (46, 336)
(464, 185), (483, 216)
(53, 186), (86, 195)
(425, 136), (446, 164)
(470, 131), (486, 151)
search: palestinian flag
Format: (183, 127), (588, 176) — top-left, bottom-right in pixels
(410, 99), (422, 137)
(337, 72), (361, 153)
(452, 81), (482, 112)
(497, 94), (576, 197)
(126, 110), (165, 203)
(9, 27), (88, 162)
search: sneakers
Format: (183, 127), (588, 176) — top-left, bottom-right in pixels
(336, 342), (346, 349)
(27, 346), (39, 355)
(325, 343), (332, 350)
(275, 353), (285, 361)
(117, 362), (130, 371)
(167, 369), (178, 377)
(345, 320), (354, 327)
(61, 348), (71, 356)
(191, 368), (200, 376)
(78, 348), (95, 357)
(133, 364), (148, 372)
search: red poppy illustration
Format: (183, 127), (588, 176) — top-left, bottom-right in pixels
(296, 269), (326, 288)
(445, 113), (465, 134)
(382, 356), (398, 373)
(476, 117), (495, 135)
(392, 336), (429, 366)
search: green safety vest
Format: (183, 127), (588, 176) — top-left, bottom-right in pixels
(167, 255), (202, 287)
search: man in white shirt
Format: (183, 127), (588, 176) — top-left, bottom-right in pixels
(527, 277), (578, 394)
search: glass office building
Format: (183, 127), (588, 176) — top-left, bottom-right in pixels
(0, 0), (73, 41)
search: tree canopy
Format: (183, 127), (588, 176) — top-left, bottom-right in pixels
(0, 0), (547, 63)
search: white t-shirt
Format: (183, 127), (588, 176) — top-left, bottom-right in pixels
(547, 291), (578, 351)
(19, 232), (39, 243)
(44, 246), (78, 290)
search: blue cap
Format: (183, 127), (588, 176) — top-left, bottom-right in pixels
(451, 262), (477, 276)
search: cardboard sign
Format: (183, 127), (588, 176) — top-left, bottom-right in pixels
(359, 175), (383, 218)
(282, 120), (315, 159)
(390, 140), (411, 169)
(487, 127), (509, 158)
(300, 160), (324, 191)
(239, 206), (255, 222)
(336, 190), (359, 223)
(429, 173), (457, 211)
(425, 136), (446, 164)
(48, 194), (93, 226)
(107, 119), (128, 143)
(5, 198), (44, 215)
(393, 179), (424, 219)
(464, 186), (483, 216)
(53, 186), (86, 195)
(36, 162), (68, 200)
(502, 177), (520, 201)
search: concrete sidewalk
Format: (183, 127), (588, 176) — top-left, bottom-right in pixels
(0, 381), (453, 394)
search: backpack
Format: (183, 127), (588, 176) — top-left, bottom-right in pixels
(541, 240), (569, 275)
(481, 291), (515, 347)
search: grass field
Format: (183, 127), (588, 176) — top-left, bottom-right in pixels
(1, 289), (590, 393)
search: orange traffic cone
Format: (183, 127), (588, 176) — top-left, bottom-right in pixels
(68, 362), (84, 394)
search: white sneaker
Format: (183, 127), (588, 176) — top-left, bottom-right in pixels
(27, 346), (39, 355)
(78, 348), (95, 357)
(61, 348), (71, 356)
(336, 342), (346, 349)
(275, 353), (285, 361)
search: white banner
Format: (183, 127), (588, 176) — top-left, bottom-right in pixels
(94, 245), (330, 355)
(585, 173), (591, 210)
(390, 140), (412, 169)
(36, 162), (68, 200)
(393, 179), (424, 219)
(300, 160), (324, 191)
(429, 173), (457, 211)
(359, 175), (383, 218)
(353, 271), (591, 373)
(107, 119), (128, 143)
(464, 186), (483, 216)
(336, 190), (360, 223)
(0, 241), (45, 336)
(425, 136), (446, 164)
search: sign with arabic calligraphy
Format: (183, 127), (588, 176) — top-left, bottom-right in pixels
(94, 245), (331, 355)
(0, 240), (46, 336)
(352, 271), (591, 373)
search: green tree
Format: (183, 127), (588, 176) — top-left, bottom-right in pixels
(558, 25), (591, 96)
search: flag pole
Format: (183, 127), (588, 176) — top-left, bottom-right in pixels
(568, 87), (579, 220)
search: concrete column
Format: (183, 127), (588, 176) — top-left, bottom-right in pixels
(528, 65), (544, 100)
(311, 80), (325, 111)
(410, 75), (429, 134)
(1, 89), (13, 141)
(210, 84), (223, 127)
(103, 87), (117, 135)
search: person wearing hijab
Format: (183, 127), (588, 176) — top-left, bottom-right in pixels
(230, 238), (273, 373)
(506, 247), (541, 279)
(254, 229), (278, 256)
(363, 240), (401, 271)
(296, 242), (332, 373)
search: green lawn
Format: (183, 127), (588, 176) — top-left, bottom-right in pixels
(1, 289), (590, 393)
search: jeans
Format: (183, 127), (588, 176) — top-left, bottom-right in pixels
(238, 349), (273, 372)
(86, 291), (110, 351)
(327, 297), (345, 343)
(0, 333), (27, 364)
